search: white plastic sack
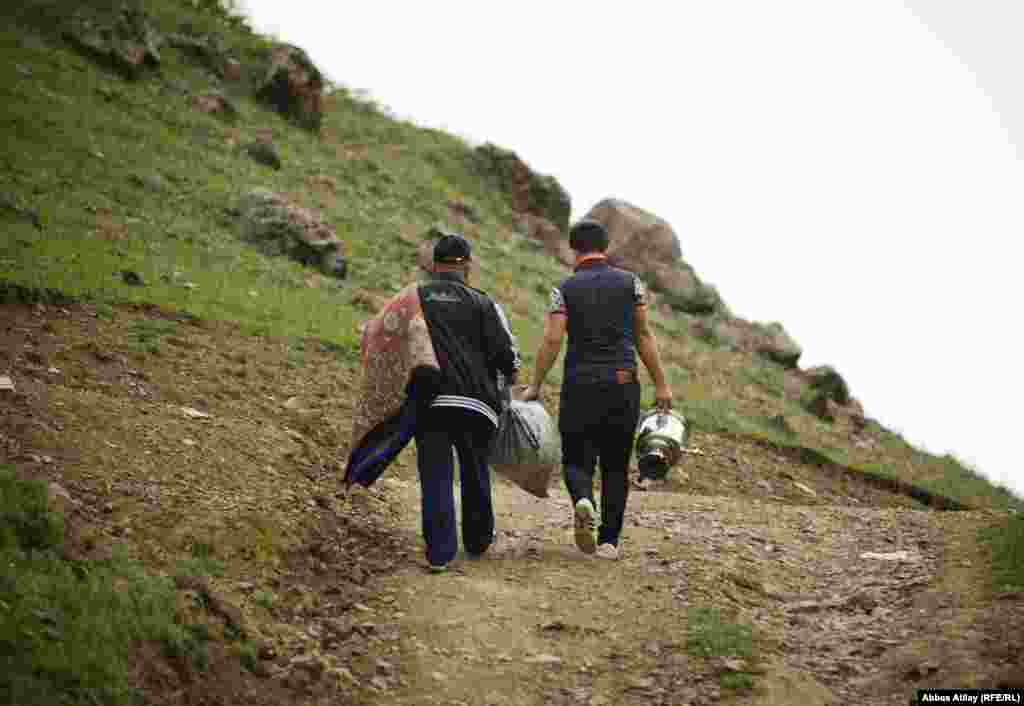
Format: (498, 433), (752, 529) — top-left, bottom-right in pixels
(489, 399), (560, 498)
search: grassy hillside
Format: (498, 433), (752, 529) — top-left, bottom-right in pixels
(2, 0), (1016, 511)
(1, 1), (1022, 702)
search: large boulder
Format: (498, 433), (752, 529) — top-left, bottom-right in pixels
(63, 6), (162, 80)
(583, 198), (724, 315)
(515, 213), (574, 268)
(256, 45), (324, 132)
(694, 316), (802, 368)
(754, 322), (803, 368)
(801, 365), (852, 421)
(472, 144), (571, 231)
(585, 198), (682, 264)
(238, 188), (346, 278)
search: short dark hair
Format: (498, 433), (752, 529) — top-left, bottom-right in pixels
(433, 232), (472, 263)
(568, 220), (609, 253)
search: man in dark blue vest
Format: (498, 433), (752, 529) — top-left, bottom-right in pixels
(417, 233), (520, 573)
(524, 220), (671, 560)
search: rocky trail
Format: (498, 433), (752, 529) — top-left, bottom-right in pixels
(2, 302), (1021, 705)
(330, 472), (1022, 706)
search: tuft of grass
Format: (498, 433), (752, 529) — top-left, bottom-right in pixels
(175, 539), (226, 581)
(980, 514), (1024, 593)
(126, 317), (178, 355)
(0, 467), (184, 706)
(0, 467), (63, 552)
(252, 590), (276, 612)
(237, 641), (258, 672)
(687, 606), (756, 690)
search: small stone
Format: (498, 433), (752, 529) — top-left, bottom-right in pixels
(525, 654), (562, 666)
(430, 671), (446, 682)
(221, 58), (242, 81)
(119, 270), (144, 286)
(47, 367), (61, 375)
(327, 666), (355, 684)
(16, 64), (32, 77)
(244, 141), (282, 170)
(352, 603), (371, 612)
(182, 438), (197, 446)
(721, 657), (747, 672)
(0, 376), (16, 392)
(793, 481), (817, 497)
(370, 676), (389, 691)
(289, 653), (325, 679)
(860, 550), (917, 562)
(181, 407), (211, 419)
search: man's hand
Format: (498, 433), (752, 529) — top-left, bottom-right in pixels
(522, 384), (541, 402)
(655, 383), (673, 412)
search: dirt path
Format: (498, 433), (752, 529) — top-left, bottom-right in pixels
(324, 462), (1024, 706)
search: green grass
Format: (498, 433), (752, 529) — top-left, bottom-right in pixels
(980, 514), (1024, 593)
(687, 606), (755, 690)
(0, 467), (187, 706)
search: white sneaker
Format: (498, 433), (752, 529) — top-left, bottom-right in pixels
(574, 498), (597, 554)
(596, 543), (620, 561)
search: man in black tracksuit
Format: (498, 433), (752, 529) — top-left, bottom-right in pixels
(524, 220), (671, 560)
(417, 233), (520, 572)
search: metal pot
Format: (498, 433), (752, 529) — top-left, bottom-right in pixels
(635, 409), (688, 480)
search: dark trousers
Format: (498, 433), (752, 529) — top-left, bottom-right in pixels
(414, 407), (496, 566)
(559, 380), (641, 547)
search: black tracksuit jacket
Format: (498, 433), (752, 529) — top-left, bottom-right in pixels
(419, 272), (520, 428)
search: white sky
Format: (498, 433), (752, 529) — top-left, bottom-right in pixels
(238, 0), (1024, 499)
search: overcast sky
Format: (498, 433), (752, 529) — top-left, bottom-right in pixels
(238, 0), (1024, 499)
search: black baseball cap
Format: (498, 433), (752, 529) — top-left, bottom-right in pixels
(433, 232), (472, 263)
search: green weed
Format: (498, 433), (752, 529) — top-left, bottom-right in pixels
(687, 606), (755, 690)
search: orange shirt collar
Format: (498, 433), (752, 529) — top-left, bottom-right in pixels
(574, 253), (608, 269)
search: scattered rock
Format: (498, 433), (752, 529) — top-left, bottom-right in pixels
(221, 57), (242, 81)
(130, 172), (167, 193)
(117, 269), (145, 286)
(238, 188), (347, 278)
(289, 653), (325, 680)
(0, 194), (43, 231)
(860, 550), (918, 562)
(63, 6), (162, 80)
(525, 654), (563, 666)
(243, 141), (282, 170)
(802, 365), (852, 421)
(0, 376), (14, 393)
(15, 64), (32, 78)
(189, 90), (238, 120)
(793, 481), (817, 497)
(472, 143), (571, 230)
(181, 406), (211, 419)
(515, 212), (573, 267)
(47, 482), (78, 510)
(255, 45), (325, 131)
